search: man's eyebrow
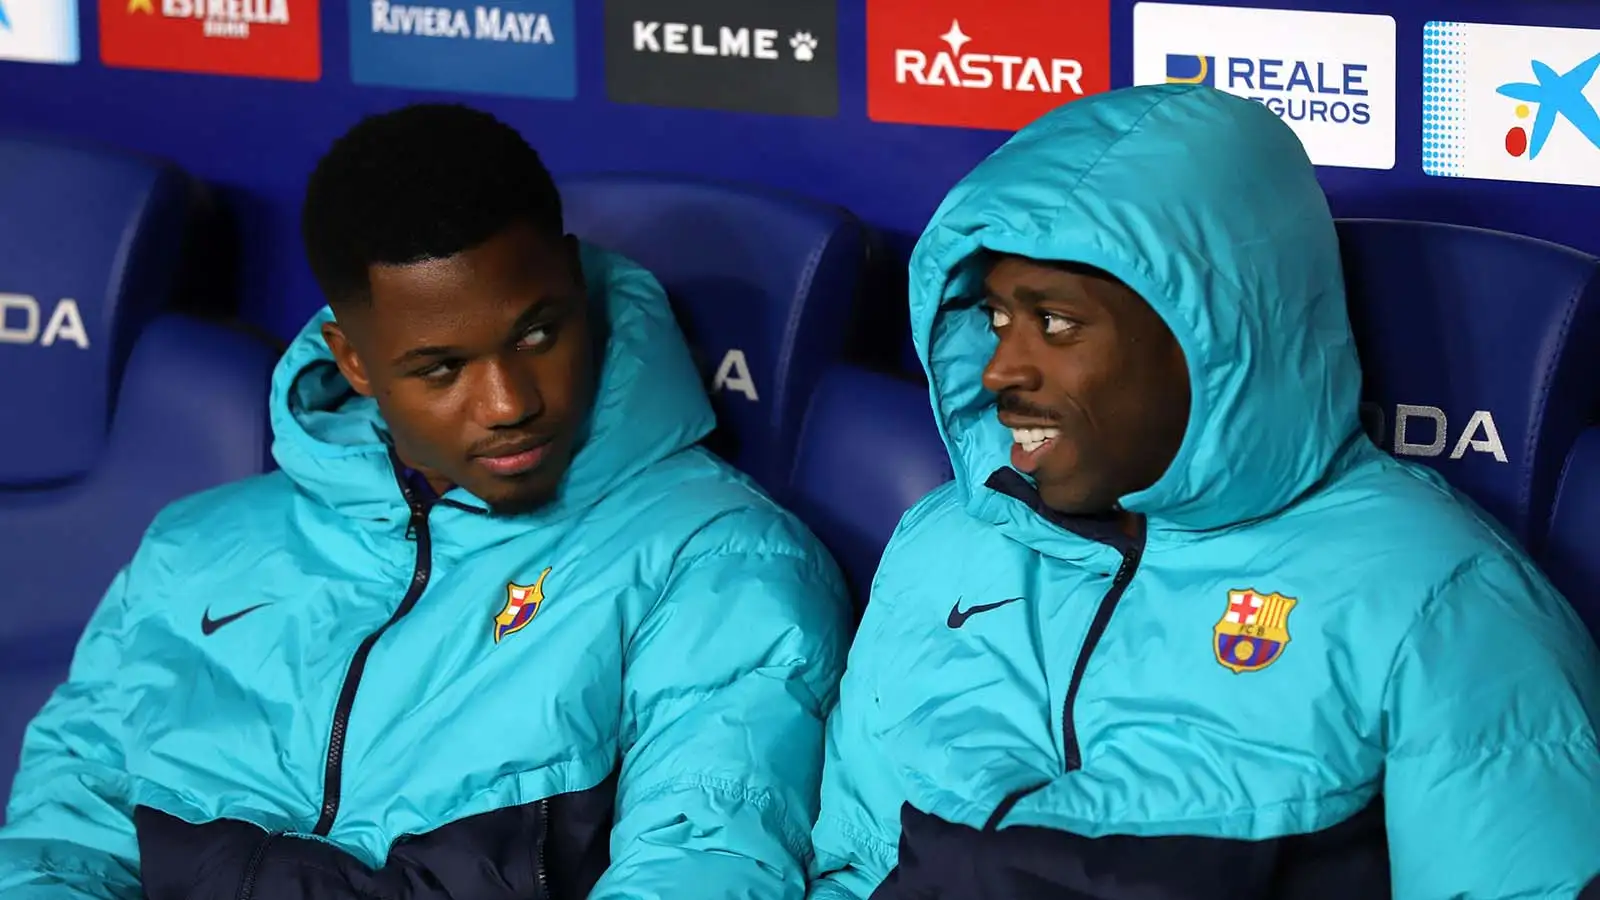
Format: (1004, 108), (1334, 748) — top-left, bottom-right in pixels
(1014, 284), (1089, 305)
(392, 344), (457, 368)
(508, 295), (564, 331)
(983, 284), (1068, 306)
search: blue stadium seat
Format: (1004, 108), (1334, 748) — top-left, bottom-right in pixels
(787, 365), (951, 612)
(0, 136), (278, 808)
(1337, 219), (1600, 553)
(559, 172), (873, 493)
(1545, 429), (1600, 636)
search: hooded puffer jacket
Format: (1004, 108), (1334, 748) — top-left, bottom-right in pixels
(0, 244), (851, 900)
(808, 84), (1600, 900)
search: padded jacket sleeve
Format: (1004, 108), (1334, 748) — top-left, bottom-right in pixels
(1383, 556), (1600, 899)
(0, 568), (143, 899)
(0, 561), (379, 900)
(805, 576), (906, 900)
(588, 509), (852, 900)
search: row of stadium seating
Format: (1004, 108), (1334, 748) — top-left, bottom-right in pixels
(0, 132), (1597, 805)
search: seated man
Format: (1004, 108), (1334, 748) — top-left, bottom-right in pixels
(809, 84), (1600, 899)
(0, 103), (850, 899)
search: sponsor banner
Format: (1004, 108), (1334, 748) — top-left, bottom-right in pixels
(350, 0), (575, 99)
(0, 0), (81, 64)
(1423, 21), (1600, 188)
(1133, 2), (1397, 170)
(865, 0), (1111, 131)
(604, 0), (838, 117)
(100, 0), (321, 81)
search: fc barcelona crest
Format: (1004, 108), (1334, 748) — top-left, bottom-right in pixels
(1213, 589), (1297, 674)
(494, 567), (553, 644)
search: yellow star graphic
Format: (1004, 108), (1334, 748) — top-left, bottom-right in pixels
(128, 0), (154, 13)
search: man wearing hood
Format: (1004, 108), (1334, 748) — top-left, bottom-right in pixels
(0, 103), (850, 899)
(808, 84), (1600, 899)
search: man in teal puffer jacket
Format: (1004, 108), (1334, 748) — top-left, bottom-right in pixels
(0, 103), (851, 899)
(809, 84), (1600, 899)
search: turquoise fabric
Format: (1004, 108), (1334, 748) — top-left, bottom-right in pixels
(809, 84), (1600, 900)
(0, 244), (851, 899)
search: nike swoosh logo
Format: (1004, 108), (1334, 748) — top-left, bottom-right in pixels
(200, 603), (270, 636)
(947, 596), (1023, 629)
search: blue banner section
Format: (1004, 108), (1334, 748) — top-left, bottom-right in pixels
(349, 0), (576, 99)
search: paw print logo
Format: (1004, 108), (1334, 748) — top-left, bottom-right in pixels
(790, 31), (819, 62)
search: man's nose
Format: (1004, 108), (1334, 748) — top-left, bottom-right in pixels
(475, 358), (543, 428)
(981, 328), (1044, 395)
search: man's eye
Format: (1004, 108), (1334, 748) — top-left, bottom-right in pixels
(518, 325), (553, 348)
(416, 361), (460, 381)
(982, 305), (1012, 329)
(1042, 313), (1076, 335)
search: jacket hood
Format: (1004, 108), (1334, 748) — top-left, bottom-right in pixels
(909, 84), (1362, 556)
(268, 242), (715, 536)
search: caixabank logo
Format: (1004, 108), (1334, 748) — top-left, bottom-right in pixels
(0, 0), (81, 64)
(350, 0), (574, 99)
(1132, 2), (1396, 170)
(605, 0), (837, 117)
(100, 0), (321, 81)
(866, 0), (1111, 131)
(1424, 22), (1600, 188)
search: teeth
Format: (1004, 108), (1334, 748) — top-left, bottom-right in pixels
(1010, 427), (1060, 453)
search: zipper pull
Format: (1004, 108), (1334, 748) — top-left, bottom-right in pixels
(399, 481), (428, 541)
(404, 502), (427, 541)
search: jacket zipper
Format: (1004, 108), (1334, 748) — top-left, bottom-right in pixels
(311, 476), (435, 837)
(1060, 530), (1146, 772)
(235, 832), (280, 900)
(536, 798), (550, 898)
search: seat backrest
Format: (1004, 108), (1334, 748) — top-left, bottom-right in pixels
(559, 173), (871, 492)
(1545, 428), (1600, 638)
(0, 133), (198, 486)
(0, 136), (280, 807)
(787, 365), (952, 612)
(1337, 219), (1600, 551)
(0, 314), (279, 812)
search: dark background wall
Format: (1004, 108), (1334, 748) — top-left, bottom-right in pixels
(2, 0), (1598, 342)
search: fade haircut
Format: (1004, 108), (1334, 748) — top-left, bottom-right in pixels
(300, 103), (564, 308)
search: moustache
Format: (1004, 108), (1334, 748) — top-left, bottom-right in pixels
(996, 392), (1062, 422)
(468, 432), (553, 459)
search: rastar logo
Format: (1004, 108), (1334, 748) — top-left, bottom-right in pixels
(0, 295), (91, 349)
(896, 20), (1084, 96)
(867, 0), (1110, 131)
(100, 0), (320, 81)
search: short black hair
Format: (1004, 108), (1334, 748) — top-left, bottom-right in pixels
(301, 103), (564, 307)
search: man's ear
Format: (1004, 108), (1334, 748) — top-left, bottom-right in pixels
(321, 318), (374, 397)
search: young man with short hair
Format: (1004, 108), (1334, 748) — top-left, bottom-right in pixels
(0, 103), (850, 900)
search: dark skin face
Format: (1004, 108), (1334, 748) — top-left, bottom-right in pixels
(322, 223), (597, 516)
(980, 254), (1191, 525)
